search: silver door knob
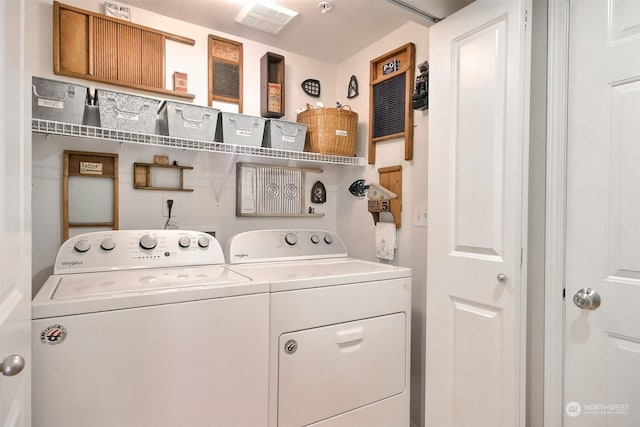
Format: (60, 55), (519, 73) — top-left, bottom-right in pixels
(573, 288), (601, 310)
(496, 274), (506, 282)
(1, 354), (25, 377)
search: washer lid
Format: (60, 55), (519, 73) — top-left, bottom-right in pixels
(51, 265), (250, 300)
(32, 265), (266, 319)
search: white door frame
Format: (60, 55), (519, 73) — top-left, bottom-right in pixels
(544, 0), (569, 426)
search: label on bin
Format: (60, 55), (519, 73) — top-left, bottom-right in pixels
(38, 98), (64, 109)
(117, 111), (139, 121)
(184, 122), (202, 130)
(336, 130), (348, 136)
(282, 136), (296, 143)
(236, 130), (252, 137)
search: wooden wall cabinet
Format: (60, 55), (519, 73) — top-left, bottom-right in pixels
(260, 52), (285, 118)
(53, 1), (195, 99)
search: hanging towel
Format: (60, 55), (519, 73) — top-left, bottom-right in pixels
(375, 221), (397, 260)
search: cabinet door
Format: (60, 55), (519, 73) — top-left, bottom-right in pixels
(278, 313), (406, 427)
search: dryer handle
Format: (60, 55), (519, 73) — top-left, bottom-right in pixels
(336, 327), (364, 345)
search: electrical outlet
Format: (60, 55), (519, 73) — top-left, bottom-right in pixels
(414, 203), (428, 227)
(162, 195), (177, 218)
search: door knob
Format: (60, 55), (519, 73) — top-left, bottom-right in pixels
(496, 273), (506, 282)
(1, 354), (25, 377)
(572, 288), (601, 310)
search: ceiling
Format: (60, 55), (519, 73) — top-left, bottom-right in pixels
(124, 0), (473, 63)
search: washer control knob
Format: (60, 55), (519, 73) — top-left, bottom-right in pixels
(310, 234), (321, 244)
(74, 239), (91, 253)
(139, 234), (157, 250)
(285, 232), (298, 246)
(198, 236), (210, 248)
(100, 238), (116, 251)
(178, 236), (191, 248)
(324, 234), (334, 245)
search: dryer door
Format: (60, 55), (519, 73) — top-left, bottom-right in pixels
(277, 313), (406, 427)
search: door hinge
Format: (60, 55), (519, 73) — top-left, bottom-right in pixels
(523, 8), (529, 27)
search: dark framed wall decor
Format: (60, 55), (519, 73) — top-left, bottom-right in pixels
(208, 35), (243, 112)
(368, 43), (415, 164)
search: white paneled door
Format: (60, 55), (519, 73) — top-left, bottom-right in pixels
(564, 1), (640, 426)
(426, 1), (530, 426)
(0, 0), (31, 425)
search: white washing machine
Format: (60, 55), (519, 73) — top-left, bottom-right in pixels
(32, 230), (269, 427)
(227, 229), (412, 427)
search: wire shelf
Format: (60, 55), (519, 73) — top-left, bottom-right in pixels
(31, 119), (366, 166)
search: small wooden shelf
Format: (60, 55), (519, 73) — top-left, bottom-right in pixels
(261, 52), (285, 118)
(133, 162), (193, 191)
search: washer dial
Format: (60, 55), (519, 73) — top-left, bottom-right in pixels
(198, 236), (210, 248)
(178, 236), (191, 248)
(139, 234), (158, 250)
(284, 232), (298, 246)
(74, 239), (91, 253)
(100, 238), (116, 251)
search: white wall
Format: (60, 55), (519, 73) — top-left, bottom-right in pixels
(29, 1), (431, 425)
(336, 21), (430, 427)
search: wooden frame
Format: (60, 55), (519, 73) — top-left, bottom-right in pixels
(368, 43), (415, 164)
(208, 35), (243, 112)
(260, 52), (285, 118)
(62, 150), (119, 240)
(235, 163), (323, 217)
(53, 1), (195, 99)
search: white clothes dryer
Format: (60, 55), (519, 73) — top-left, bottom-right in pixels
(227, 229), (412, 427)
(32, 230), (269, 427)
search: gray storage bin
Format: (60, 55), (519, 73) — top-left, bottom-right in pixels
(158, 101), (219, 142)
(95, 89), (160, 133)
(215, 112), (266, 147)
(32, 77), (89, 125)
(262, 119), (307, 151)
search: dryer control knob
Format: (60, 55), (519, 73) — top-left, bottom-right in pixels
(310, 234), (320, 244)
(100, 238), (116, 251)
(198, 236), (210, 248)
(74, 239), (91, 253)
(324, 234), (334, 245)
(139, 234), (158, 250)
(178, 236), (191, 248)
(285, 232), (298, 246)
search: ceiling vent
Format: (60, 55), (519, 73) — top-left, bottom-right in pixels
(235, 2), (299, 34)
